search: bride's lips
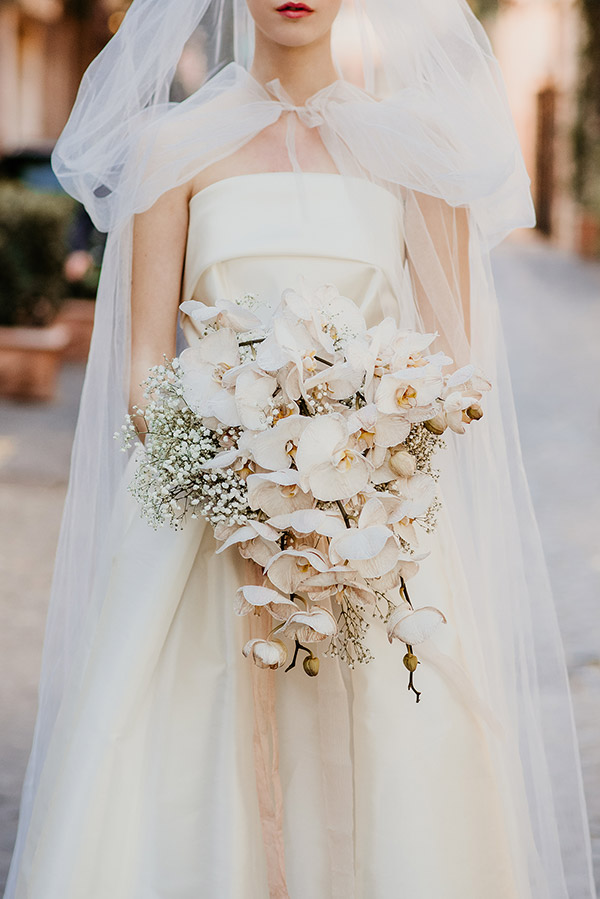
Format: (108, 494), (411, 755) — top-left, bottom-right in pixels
(276, 2), (314, 18)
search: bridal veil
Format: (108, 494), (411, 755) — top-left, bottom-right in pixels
(5, 1), (595, 896)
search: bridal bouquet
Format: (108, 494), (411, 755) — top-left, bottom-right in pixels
(119, 285), (490, 700)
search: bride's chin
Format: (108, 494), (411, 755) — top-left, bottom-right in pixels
(257, 27), (328, 49)
(246, 0), (343, 49)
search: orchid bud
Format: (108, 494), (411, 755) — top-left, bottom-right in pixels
(389, 448), (417, 478)
(466, 403), (483, 421)
(303, 654), (320, 677)
(424, 414), (447, 435)
(403, 651), (419, 672)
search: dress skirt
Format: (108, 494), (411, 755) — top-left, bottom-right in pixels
(14, 448), (528, 899)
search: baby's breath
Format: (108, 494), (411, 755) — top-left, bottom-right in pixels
(326, 592), (374, 668)
(119, 361), (253, 530)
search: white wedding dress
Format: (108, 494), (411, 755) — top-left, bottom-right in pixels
(13, 173), (531, 899)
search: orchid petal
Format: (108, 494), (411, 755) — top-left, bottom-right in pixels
(235, 585), (298, 620)
(242, 638), (288, 669)
(196, 327), (240, 368)
(267, 508), (345, 538)
(387, 605), (447, 645)
(246, 471), (312, 517)
(245, 415), (308, 470)
(357, 497), (389, 529)
(307, 454), (370, 502)
(265, 548), (329, 593)
(374, 415), (411, 447)
(330, 524), (393, 561)
(234, 367), (278, 431)
(216, 521), (280, 553)
(278, 607), (337, 643)
(295, 414), (348, 473)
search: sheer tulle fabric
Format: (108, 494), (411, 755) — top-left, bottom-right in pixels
(4, 0), (595, 896)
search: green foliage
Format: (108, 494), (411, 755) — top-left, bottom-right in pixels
(467, 0), (499, 21)
(0, 183), (75, 327)
(67, 262), (101, 299)
(572, 0), (600, 217)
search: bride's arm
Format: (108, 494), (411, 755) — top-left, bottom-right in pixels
(129, 182), (191, 431)
(404, 190), (471, 361)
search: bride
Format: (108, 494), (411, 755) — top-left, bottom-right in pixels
(4, 0), (596, 897)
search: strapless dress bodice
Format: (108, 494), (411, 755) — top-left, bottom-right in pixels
(180, 172), (416, 343)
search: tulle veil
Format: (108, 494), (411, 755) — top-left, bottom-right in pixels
(4, 0), (596, 896)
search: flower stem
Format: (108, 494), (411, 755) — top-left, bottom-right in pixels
(335, 499), (351, 528)
(400, 580), (421, 702)
(285, 637), (312, 672)
(400, 576), (414, 609)
(406, 642), (422, 703)
(238, 336), (266, 347)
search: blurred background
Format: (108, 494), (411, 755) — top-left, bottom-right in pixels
(0, 0), (599, 893)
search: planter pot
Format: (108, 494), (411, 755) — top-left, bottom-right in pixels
(578, 211), (600, 259)
(55, 298), (95, 362)
(0, 322), (70, 401)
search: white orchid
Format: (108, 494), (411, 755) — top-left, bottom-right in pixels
(277, 606), (338, 643)
(181, 328), (240, 369)
(375, 365), (443, 420)
(215, 520), (280, 568)
(241, 414), (308, 471)
(437, 365), (492, 434)
(294, 413), (370, 501)
(246, 470), (313, 518)
(256, 313), (317, 373)
(265, 547), (330, 594)
(234, 584), (298, 621)
(354, 321), (436, 392)
(300, 566), (377, 607)
(303, 360), (365, 401)
(441, 390), (482, 434)
(329, 500), (400, 579)
(281, 284), (367, 352)
(389, 330), (440, 368)
(266, 508), (346, 539)
(179, 335), (241, 427)
(180, 298), (263, 334)
(386, 604), (447, 645)
(231, 364), (278, 431)
(444, 364), (490, 393)
(347, 403), (411, 469)
(242, 638), (288, 669)
(394, 472), (438, 521)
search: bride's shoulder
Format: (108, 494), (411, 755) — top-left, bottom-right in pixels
(133, 81), (251, 185)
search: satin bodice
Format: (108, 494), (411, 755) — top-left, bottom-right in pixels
(180, 172), (416, 344)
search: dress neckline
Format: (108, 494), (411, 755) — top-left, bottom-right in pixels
(188, 171), (404, 214)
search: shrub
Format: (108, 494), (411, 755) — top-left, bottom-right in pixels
(0, 182), (75, 327)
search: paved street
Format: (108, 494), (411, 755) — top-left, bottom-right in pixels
(0, 363), (84, 887)
(494, 234), (600, 890)
(0, 235), (598, 893)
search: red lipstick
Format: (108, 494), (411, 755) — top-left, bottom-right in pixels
(276, 2), (314, 18)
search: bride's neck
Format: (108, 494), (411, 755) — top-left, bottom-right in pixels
(250, 30), (338, 104)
